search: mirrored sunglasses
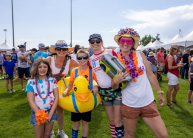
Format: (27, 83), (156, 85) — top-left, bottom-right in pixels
(77, 56), (88, 60)
(119, 39), (134, 45)
(89, 39), (101, 44)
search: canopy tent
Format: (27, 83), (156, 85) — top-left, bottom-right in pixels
(143, 41), (153, 51)
(136, 45), (144, 51)
(0, 41), (19, 51)
(156, 33), (183, 50)
(147, 40), (162, 50)
(174, 30), (193, 48)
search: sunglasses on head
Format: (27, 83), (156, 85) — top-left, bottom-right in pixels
(119, 39), (134, 45)
(55, 48), (68, 51)
(89, 39), (102, 44)
(77, 56), (88, 60)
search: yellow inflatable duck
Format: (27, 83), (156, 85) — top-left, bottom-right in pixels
(58, 76), (102, 113)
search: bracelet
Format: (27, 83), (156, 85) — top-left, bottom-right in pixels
(157, 91), (164, 94)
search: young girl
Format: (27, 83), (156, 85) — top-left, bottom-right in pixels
(26, 57), (59, 138)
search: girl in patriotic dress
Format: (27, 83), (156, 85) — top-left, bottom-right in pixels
(26, 57), (59, 138)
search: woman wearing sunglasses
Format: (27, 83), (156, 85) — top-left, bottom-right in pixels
(88, 33), (124, 138)
(111, 28), (168, 138)
(47, 40), (79, 138)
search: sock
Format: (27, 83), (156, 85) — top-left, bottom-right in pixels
(72, 129), (78, 138)
(110, 124), (115, 138)
(82, 136), (87, 138)
(115, 125), (124, 138)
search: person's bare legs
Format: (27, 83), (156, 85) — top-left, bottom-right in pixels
(123, 117), (138, 138)
(6, 79), (9, 91)
(20, 78), (24, 88)
(10, 79), (13, 89)
(166, 85), (174, 106)
(187, 90), (192, 102)
(57, 105), (64, 131)
(172, 83), (179, 102)
(34, 124), (44, 138)
(113, 105), (123, 127)
(82, 120), (88, 137)
(104, 106), (115, 125)
(0, 68), (3, 78)
(73, 121), (80, 131)
(44, 122), (54, 138)
(143, 116), (168, 138)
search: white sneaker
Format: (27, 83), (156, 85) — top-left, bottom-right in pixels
(0, 77), (2, 79)
(11, 89), (15, 92)
(50, 131), (55, 138)
(22, 87), (25, 91)
(58, 130), (69, 138)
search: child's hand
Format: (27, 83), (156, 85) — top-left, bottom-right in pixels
(3, 71), (6, 74)
(62, 90), (68, 97)
(46, 113), (52, 123)
(92, 85), (99, 96)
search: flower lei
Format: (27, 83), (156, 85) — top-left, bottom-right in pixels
(118, 50), (144, 82)
(35, 110), (48, 125)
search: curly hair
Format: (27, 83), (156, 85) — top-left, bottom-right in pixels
(30, 57), (53, 79)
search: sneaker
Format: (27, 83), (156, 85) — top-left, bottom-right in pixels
(22, 87), (25, 91)
(6, 90), (12, 93)
(0, 77), (2, 79)
(58, 130), (69, 138)
(50, 131), (55, 138)
(11, 89), (15, 92)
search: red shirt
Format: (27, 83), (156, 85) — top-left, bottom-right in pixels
(165, 55), (179, 77)
(156, 52), (164, 63)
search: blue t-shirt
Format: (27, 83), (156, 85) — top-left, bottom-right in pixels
(34, 51), (49, 61)
(3, 60), (15, 75)
(11, 53), (18, 63)
(146, 51), (152, 57)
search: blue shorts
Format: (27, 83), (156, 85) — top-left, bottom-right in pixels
(102, 91), (122, 106)
(190, 77), (193, 91)
(30, 109), (57, 126)
(151, 65), (157, 72)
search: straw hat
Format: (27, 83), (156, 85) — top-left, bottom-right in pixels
(114, 28), (140, 49)
(49, 40), (74, 53)
(148, 52), (154, 57)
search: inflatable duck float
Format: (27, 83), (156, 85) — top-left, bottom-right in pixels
(58, 76), (102, 113)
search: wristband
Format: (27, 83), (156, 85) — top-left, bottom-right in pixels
(157, 91), (164, 94)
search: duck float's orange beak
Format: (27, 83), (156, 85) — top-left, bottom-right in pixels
(76, 92), (90, 102)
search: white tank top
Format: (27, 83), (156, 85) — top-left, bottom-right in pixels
(122, 51), (154, 107)
(50, 55), (70, 78)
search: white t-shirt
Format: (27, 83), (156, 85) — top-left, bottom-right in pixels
(89, 49), (117, 88)
(17, 52), (29, 68)
(121, 51), (154, 107)
(70, 53), (77, 61)
(26, 77), (58, 110)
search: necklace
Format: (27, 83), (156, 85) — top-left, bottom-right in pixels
(118, 50), (144, 82)
(35, 76), (50, 100)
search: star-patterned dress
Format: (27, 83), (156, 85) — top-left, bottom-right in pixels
(26, 77), (58, 111)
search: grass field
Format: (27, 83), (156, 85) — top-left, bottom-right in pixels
(0, 75), (192, 138)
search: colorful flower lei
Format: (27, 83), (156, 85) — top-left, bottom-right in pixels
(35, 110), (48, 125)
(118, 50), (144, 82)
(117, 28), (139, 36)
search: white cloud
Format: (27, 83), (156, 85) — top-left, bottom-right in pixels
(109, 29), (118, 32)
(123, 4), (193, 29)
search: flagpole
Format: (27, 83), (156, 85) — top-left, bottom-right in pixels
(11, 0), (15, 47)
(70, 0), (72, 47)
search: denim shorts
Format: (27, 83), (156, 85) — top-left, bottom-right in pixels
(151, 64), (157, 72)
(102, 91), (122, 106)
(30, 109), (58, 126)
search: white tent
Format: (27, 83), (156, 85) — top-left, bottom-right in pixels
(148, 40), (162, 50)
(156, 33), (183, 50)
(174, 30), (193, 48)
(144, 41), (153, 51)
(136, 45), (144, 51)
(0, 41), (13, 51)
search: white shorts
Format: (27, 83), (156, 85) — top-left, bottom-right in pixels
(167, 72), (179, 85)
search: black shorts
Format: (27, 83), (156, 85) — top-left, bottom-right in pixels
(71, 111), (92, 122)
(0, 65), (2, 70)
(190, 77), (193, 91)
(5, 74), (14, 80)
(18, 67), (30, 78)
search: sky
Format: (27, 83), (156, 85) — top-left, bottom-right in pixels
(0, 0), (193, 50)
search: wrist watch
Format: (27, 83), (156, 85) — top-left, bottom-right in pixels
(157, 91), (164, 94)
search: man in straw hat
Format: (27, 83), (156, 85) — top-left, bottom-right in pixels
(33, 43), (49, 61)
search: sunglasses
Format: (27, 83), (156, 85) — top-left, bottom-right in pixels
(55, 48), (68, 51)
(119, 39), (134, 45)
(89, 39), (102, 44)
(77, 56), (88, 60)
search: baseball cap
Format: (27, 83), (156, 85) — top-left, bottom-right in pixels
(31, 48), (38, 52)
(88, 33), (103, 41)
(12, 48), (15, 50)
(38, 43), (45, 48)
(186, 48), (190, 52)
(18, 44), (25, 48)
(149, 48), (152, 50)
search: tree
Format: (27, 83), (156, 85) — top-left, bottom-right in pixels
(139, 34), (162, 46)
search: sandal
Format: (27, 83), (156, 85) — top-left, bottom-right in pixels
(167, 104), (174, 107)
(188, 100), (192, 103)
(172, 101), (180, 104)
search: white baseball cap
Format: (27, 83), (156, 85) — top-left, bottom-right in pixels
(38, 43), (45, 48)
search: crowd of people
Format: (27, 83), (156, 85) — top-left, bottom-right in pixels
(0, 27), (192, 138)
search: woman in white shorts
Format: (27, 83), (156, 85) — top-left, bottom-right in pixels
(165, 44), (184, 107)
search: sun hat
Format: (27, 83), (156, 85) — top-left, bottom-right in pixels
(49, 40), (74, 53)
(114, 28), (140, 49)
(38, 43), (45, 49)
(88, 33), (103, 41)
(171, 44), (178, 49)
(148, 52), (154, 57)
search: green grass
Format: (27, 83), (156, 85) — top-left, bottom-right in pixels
(0, 75), (193, 138)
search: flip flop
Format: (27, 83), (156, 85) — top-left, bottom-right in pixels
(172, 101), (180, 104)
(167, 104), (174, 107)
